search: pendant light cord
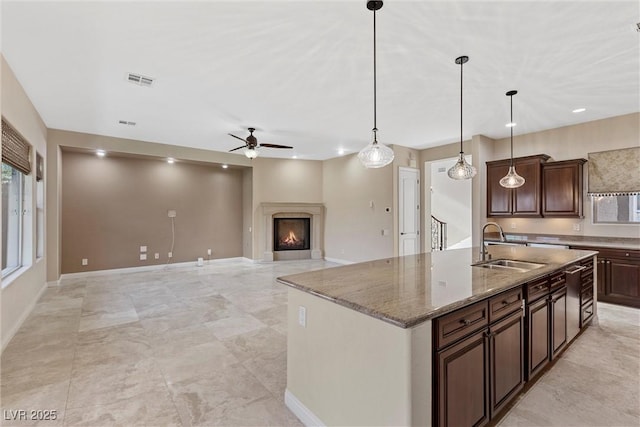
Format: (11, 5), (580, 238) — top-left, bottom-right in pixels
(459, 58), (463, 155)
(510, 94), (514, 167)
(372, 8), (378, 142)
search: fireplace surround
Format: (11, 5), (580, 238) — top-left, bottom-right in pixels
(259, 203), (324, 261)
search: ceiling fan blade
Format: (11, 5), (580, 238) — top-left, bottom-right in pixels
(229, 145), (246, 152)
(228, 133), (248, 143)
(259, 143), (293, 149)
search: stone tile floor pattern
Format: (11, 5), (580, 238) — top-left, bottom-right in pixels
(1, 258), (638, 426)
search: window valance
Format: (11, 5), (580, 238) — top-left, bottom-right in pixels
(587, 147), (640, 196)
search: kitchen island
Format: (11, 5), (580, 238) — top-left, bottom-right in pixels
(277, 245), (598, 426)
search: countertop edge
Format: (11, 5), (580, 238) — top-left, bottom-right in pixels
(279, 251), (598, 329)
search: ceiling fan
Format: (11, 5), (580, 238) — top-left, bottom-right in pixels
(228, 127), (293, 159)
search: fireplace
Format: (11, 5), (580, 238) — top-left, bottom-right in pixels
(274, 218), (310, 251)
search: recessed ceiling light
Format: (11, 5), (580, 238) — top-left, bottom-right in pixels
(167, 158), (175, 164)
(572, 108), (586, 113)
(505, 122), (517, 128)
(222, 164), (229, 169)
(96, 149), (106, 157)
(338, 148), (345, 155)
(292, 155), (298, 159)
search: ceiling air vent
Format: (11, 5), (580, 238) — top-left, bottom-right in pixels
(118, 120), (136, 126)
(126, 72), (154, 87)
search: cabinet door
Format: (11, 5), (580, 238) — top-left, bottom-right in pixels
(436, 330), (490, 427)
(527, 297), (549, 380)
(489, 310), (524, 418)
(542, 160), (584, 217)
(608, 258), (640, 307)
(487, 162), (512, 217)
(512, 158), (543, 217)
(550, 287), (567, 359)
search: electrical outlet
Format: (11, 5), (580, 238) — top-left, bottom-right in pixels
(510, 222), (517, 229)
(140, 245), (147, 253)
(140, 254), (147, 261)
(81, 258), (88, 266)
(207, 248), (212, 256)
(168, 252), (173, 258)
(298, 306), (307, 327)
(573, 223), (581, 231)
(154, 253), (160, 259)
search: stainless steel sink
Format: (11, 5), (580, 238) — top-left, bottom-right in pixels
(472, 259), (546, 272)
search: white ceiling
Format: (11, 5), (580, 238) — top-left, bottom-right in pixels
(2, 1), (639, 161)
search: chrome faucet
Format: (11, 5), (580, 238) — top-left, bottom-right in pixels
(480, 222), (507, 261)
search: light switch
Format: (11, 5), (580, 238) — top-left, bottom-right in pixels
(140, 245), (147, 253)
(140, 254), (147, 261)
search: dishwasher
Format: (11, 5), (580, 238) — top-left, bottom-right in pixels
(564, 264), (587, 342)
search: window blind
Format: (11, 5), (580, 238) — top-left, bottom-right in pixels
(587, 147), (640, 196)
(1, 117), (32, 175)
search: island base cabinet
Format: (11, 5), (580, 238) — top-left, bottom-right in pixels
(526, 297), (549, 380)
(550, 287), (567, 359)
(436, 330), (490, 427)
(490, 310), (525, 418)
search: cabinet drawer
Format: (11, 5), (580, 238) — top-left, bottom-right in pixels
(489, 287), (524, 323)
(581, 275), (594, 292)
(581, 286), (594, 304)
(435, 301), (489, 350)
(549, 271), (566, 291)
(526, 277), (549, 302)
(581, 301), (595, 327)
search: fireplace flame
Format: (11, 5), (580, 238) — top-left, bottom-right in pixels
(282, 230), (299, 245)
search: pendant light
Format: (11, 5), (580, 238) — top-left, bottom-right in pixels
(358, 0), (394, 168)
(499, 90), (525, 188)
(447, 56), (477, 180)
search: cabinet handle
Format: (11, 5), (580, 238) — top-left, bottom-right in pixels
(501, 300), (509, 306)
(537, 284), (546, 290)
(460, 319), (471, 326)
(626, 253), (630, 257)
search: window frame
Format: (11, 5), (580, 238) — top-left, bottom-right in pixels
(2, 162), (25, 277)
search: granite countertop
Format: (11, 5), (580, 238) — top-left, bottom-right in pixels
(277, 246), (597, 329)
(485, 232), (640, 250)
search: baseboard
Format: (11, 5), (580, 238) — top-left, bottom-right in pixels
(46, 280), (60, 287)
(284, 389), (325, 427)
(1, 280), (48, 353)
(60, 257), (251, 280)
(324, 257), (355, 265)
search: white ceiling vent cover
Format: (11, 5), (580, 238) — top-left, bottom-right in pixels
(118, 120), (136, 126)
(126, 73), (154, 87)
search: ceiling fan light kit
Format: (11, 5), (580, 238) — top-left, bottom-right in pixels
(447, 55), (477, 180)
(358, 0), (394, 169)
(499, 90), (526, 189)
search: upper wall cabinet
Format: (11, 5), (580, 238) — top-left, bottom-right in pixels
(542, 159), (587, 218)
(487, 155), (550, 217)
(487, 155), (587, 218)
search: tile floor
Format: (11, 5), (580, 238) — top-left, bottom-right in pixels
(1, 259), (638, 427)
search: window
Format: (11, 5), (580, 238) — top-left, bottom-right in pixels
(592, 195), (640, 224)
(2, 163), (25, 275)
(36, 151), (44, 259)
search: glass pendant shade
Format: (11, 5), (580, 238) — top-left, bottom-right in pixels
(358, 139), (394, 168)
(500, 165), (525, 188)
(447, 153), (477, 180)
(244, 148), (258, 159)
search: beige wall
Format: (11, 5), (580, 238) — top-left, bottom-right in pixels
(250, 158), (323, 259)
(1, 56), (48, 350)
(322, 154), (393, 262)
(47, 129), (250, 279)
(490, 113), (640, 238)
(286, 287), (432, 426)
(61, 151), (244, 273)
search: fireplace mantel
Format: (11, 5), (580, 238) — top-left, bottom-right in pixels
(259, 202), (324, 261)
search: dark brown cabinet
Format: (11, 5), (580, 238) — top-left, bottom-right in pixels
(434, 289), (524, 426)
(542, 159), (586, 217)
(487, 155), (549, 217)
(526, 295), (549, 379)
(571, 247), (640, 308)
(550, 287), (567, 359)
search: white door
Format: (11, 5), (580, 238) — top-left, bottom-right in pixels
(399, 167), (420, 256)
